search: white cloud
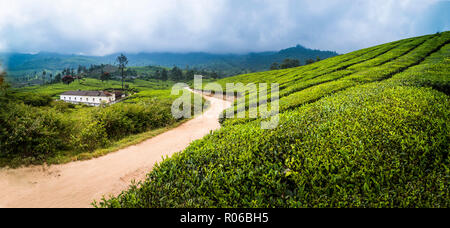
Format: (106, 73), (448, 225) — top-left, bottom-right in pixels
(0, 0), (447, 55)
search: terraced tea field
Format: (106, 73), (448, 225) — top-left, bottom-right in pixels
(99, 32), (450, 208)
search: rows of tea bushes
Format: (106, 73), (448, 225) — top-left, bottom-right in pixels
(99, 82), (449, 208)
(221, 32), (449, 123)
(99, 32), (450, 208)
(388, 41), (450, 94)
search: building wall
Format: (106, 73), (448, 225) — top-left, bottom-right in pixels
(60, 95), (115, 106)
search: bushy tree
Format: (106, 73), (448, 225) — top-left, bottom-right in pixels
(280, 58), (300, 69)
(100, 72), (111, 82)
(270, 62), (280, 70)
(0, 69), (8, 96)
(54, 73), (62, 83)
(62, 75), (75, 85)
(0, 70), (4, 86)
(211, 71), (219, 79)
(305, 58), (315, 65)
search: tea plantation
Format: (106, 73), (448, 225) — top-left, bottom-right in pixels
(98, 32), (450, 208)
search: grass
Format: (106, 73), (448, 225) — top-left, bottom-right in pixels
(12, 78), (175, 98)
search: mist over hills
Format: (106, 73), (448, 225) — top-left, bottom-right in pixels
(0, 45), (338, 77)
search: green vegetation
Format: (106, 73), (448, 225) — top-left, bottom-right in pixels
(98, 32), (450, 208)
(2, 45), (338, 84)
(0, 78), (206, 167)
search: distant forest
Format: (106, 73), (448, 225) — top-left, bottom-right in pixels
(0, 44), (338, 86)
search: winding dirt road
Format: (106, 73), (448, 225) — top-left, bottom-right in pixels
(0, 90), (232, 208)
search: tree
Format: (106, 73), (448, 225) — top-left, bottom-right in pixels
(305, 58), (315, 65)
(49, 74), (53, 83)
(280, 59), (300, 69)
(76, 65), (83, 83)
(211, 71), (219, 79)
(116, 53), (129, 90)
(100, 72), (111, 82)
(0, 70), (5, 86)
(42, 70), (46, 85)
(161, 69), (168, 81)
(185, 69), (195, 81)
(170, 66), (183, 81)
(0, 69), (10, 96)
(55, 73), (62, 83)
(62, 75), (74, 85)
(270, 62), (280, 70)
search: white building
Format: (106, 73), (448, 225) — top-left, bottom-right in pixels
(60, 90), (124, 106)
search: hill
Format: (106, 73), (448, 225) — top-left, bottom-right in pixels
(98, 31), (450, 208)
(0, 45), (337, 78)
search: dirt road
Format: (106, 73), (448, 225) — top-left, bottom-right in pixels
(0, 90), (232, 208)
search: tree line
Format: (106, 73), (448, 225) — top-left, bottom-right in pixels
(14, 53), (222, 87)
(270, 57), (323, 70)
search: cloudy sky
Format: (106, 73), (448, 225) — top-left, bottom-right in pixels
(0, 0), (448, 55)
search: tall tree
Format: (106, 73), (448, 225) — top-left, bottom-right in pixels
(42, 70), (46, 85)
(161, 69), (168, 81)
(170, 66), (183, 81)
(55, 73), (62, 83)
(77, 65), (83, 83)
(116, 53), (129, 90)
(185, 69), (195, 81)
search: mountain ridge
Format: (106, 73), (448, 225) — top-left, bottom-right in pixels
(0, 45), (338, 77)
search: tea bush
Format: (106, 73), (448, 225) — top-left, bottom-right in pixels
(0, 81), (203, 163)
(98, 32), (450, 208)
(71, 120), (109, 152)
(94, 101), (175, 140)
(98, 81), (449, 208)
(0, 102), (72, 158)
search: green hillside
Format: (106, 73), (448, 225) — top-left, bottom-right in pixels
(98, 32), (450, 208)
